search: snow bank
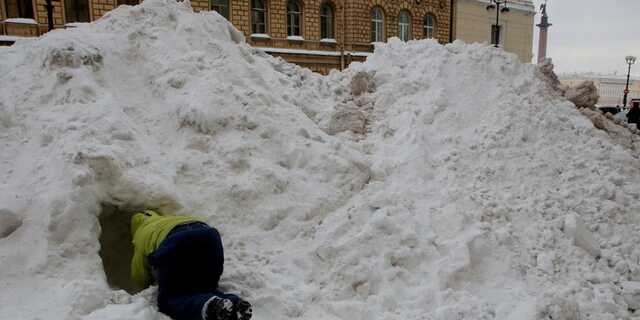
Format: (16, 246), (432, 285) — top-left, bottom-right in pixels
(2, 1), (640, 319)
(0, 1), (368, 318)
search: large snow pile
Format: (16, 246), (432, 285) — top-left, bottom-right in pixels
(2, 1), (640, 319)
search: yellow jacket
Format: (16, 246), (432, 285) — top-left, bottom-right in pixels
(130, 210), (203, 288)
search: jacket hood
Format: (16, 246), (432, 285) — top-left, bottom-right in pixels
(131, 210), (162, 236)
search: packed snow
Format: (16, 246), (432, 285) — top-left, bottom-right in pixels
(1, 1), (640, 320)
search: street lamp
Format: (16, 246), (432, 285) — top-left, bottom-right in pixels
(486, 0), (509, 48)
(623, 55), (636, 108)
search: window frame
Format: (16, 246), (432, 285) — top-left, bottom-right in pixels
(64, 0), (90, 23)
(319, 2), (334, 40)
(211, 0), (229, 20)
(4, 0), (34, 19)
(370, 6), (384, 43)
(286, 0), (302, 37)
(116, 0), (139, 5)
(251, 0), (268, 34)
(423, 13), (436, 39)
(398, 9), (411, 41)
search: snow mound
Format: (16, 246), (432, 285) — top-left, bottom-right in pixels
(1, 1), (640, 320)
(314, 39), (640, 320)
(0, 0), (368, 318)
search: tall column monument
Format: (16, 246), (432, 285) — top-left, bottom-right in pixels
(536, 2), (551, 63)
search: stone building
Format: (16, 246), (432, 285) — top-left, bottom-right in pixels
(1, 0), (453, 73)
(453, 0), (534, 62)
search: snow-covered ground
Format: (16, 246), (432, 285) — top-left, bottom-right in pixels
(1, 1), (640, 319)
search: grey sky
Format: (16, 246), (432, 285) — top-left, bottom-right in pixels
(531, 0), (640, 77)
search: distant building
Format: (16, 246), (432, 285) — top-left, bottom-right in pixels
(560, 74), (640, 107)
(1, 0), (454, 74)
(453, 0), (534, 62)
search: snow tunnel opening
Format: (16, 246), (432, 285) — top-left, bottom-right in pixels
(98, 203), (143, 294)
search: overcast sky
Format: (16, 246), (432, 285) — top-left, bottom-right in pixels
(531, 0), (640, 77)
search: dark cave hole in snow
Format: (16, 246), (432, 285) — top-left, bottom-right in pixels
(98, 203), (143, 294)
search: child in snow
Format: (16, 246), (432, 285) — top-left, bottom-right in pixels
(131, 209), (252, 320)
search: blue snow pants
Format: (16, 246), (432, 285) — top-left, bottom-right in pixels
(148, 222), (234, 320)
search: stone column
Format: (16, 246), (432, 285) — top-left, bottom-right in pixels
(536, 3), (551, 64)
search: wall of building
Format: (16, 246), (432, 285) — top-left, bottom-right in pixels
(201, 0), (452, 73)
(1, 0), (131, 34)
(215, 0), (452, 49)
(345, 0), (451, 45)
(0, 0), (5, 21)
(455, 0), (534, 63)
(1, 0), (452, 74)
(35, 0), (65, 31)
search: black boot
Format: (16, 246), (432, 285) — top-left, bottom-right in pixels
(236, 299), (252, 320)
(204, 296), (252, 320)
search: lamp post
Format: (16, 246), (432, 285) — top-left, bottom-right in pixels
(623, 55), (636, 108)
(486, 0), (509, 48)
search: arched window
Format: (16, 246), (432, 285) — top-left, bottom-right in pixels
(371, 7), (384, 42)
(211, 0), (229, 20)
(65, 0), (90, 22)
(4, 0), (34, 18)
(287, 0), (301, 37)
(320, 3), (334, 39)
(398, 10), (411, 41)
(424, 14), (436, 39)
(251, 0), (267, 34)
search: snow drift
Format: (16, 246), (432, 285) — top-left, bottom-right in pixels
(1, 0), (640, 319)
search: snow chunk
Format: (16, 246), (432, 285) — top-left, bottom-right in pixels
(563, 213), (601, 258)
(622, 281), (640, 310)
(536, 296), (579, 320)
(349, 71), (375, 96)
(326, 105), (366, 135)
(565, 80), (599, 109)
(3, 18), (37, 24)
(286, 36), (304, 41)
(251, 33), (271, 39)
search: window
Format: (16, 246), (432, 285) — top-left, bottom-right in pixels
(424, 14), (435, 39)
(5, 0), (34, 18)
(491, 24), (502, 46)
(320, 3), (333, 39)
(371, 7), (384, 42)
(287, 0), (301, 37)
(211, 0), (229, 20)
(398, 10), (410, 41)
(251, 0), (267, 34)
(116, 0), (139, 6)
(65, 0), (90, 23)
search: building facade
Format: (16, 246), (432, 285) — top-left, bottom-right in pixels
(560, 74), (640, 107)
(453, 0), (534, 63)
(1, 0), (453, 73)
